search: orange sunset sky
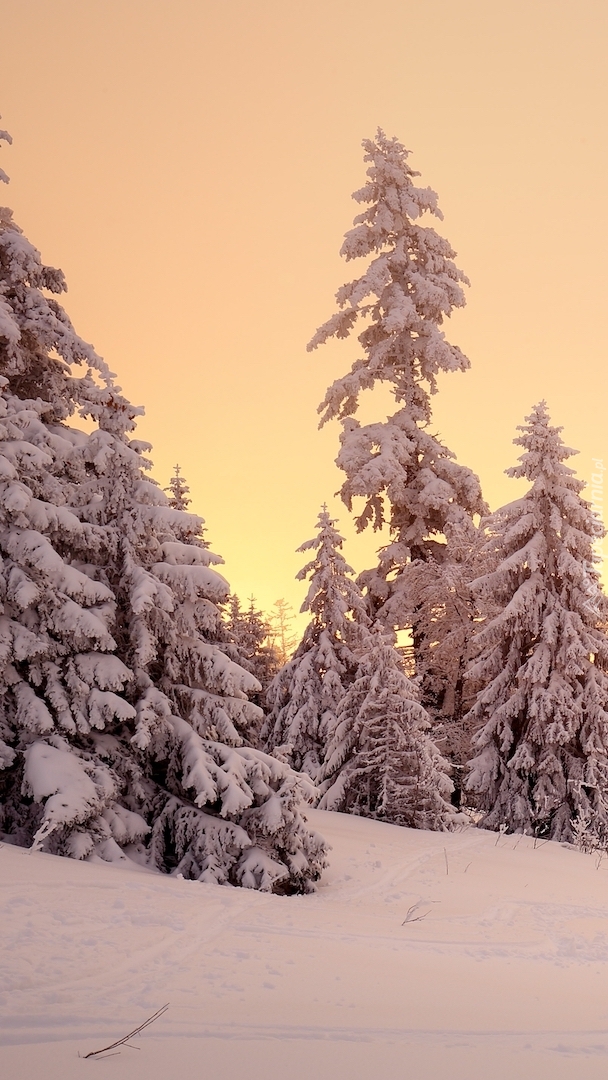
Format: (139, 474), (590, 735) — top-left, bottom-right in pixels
(2, 0), (607, 625)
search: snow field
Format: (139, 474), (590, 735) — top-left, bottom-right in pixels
(4, 810), (608, 1079)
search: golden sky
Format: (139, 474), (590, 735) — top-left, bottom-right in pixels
(2, 0), (607, 624)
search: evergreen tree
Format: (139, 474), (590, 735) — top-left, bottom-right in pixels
(465, 402), (608, 841)
(225, 593), (280, 714)
(0, 126), (148, 858)
(263, 507), (369, 778)
(401, 515), (488, 793)
(0, 126), (326, 891)
(164, 464), (191, 511)
(79, 432), (325, 889)
(308, 130), (485, 673)
(319, 627), (454, 829)
(269, 598), (297, 665)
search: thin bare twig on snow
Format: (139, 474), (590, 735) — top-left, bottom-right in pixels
(79, 1003), (169, 1060)
(402, 903), (430, 925)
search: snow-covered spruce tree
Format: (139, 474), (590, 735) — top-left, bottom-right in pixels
(402, 514), (489, 792)
(308, 130), (486, 680)
(465, 402), (608, 841)
(0, 127), (326, 890)
(319, 626), (454, 828)
(164, 464), (191, 511)
(263, 506), (369, 779)
(0, 126), (147, 858)
(75, 425), (326, 889)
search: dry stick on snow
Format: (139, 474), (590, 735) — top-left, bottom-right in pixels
(533, 835), (550, 849)
(495, 824), (508, 847)
(79, 1003), (169, 1059)
(403, 912), (428, 924)
(402, 903), (430, 925)
(443, 848), (449, 875)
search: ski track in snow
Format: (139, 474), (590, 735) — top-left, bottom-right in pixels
(4, 810), (608, 1078)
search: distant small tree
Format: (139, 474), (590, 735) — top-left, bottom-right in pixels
(225, 594), (280, 714)
(269, 598), (298, 666)
(164, 464), (191, 511)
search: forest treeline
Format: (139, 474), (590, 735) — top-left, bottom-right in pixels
(1, 123), (607, 892)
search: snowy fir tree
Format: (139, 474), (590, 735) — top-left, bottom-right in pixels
(308, 130), (486, 674)
(164, 464), (191, 511)
(0, 126), (326, 891)
(75, 429), (326, 890)
(465, 402), (608, 841)
(0, 125), (141, 859)
(263, 507), (369, 779)
(402, 514), (489, 794)
(319, 626), (455, 829)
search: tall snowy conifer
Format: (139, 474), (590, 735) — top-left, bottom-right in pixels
(0, 126), (326, 891)
(308, 130), (485, 680)
(466, 403), (608, 841)
(0, 126), (146, 858)
(263, 507), (369, 779)
(319, 626), (455, 829)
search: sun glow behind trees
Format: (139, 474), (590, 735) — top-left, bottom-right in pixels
(1, 0), (608, 869)
(4, 109), (608, 858)
(1, 1), (606, 621)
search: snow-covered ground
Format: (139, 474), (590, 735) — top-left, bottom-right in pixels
(3, 810), (608, 1079)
